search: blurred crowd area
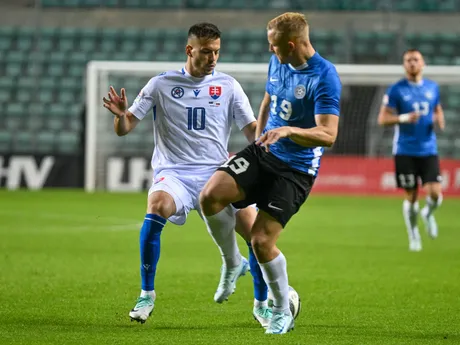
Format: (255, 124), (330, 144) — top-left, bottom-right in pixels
(0, 0), (459, 157)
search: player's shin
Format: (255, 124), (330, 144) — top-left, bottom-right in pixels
(247, 242), (268, 305)
(204, 205), (241, 267)
(423, 194), (443, 217)
(259, 252), (290, 315)
(140, 213), (167, 293)
(402, 200), (420, 239)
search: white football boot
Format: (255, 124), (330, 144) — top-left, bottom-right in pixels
(129, 295), (154, 323)
(253, 305), (273, 328)
(265, 310), (294, 334)
(214, 257), (249, 303)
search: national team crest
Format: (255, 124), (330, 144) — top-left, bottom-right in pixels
(425, 91), (433, 100)
(294, 85), (306, 99)
(209, 86), (222, 100)
(171, 87), (184, 99)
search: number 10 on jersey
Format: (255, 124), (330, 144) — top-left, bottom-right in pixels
(186, 107), (206, 130)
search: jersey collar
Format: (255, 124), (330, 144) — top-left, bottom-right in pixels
(181, 67), (215, 80)
(288, 52), (320, 71)
(407, 79), (424, 87)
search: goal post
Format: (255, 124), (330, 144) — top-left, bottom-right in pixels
(85, 61), (460, 192)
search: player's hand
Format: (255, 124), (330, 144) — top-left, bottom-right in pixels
(256, 127), (292, 152)
(103, 86), (128, 117)
(408, 112), (420, 123)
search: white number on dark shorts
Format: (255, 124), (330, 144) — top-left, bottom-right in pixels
(398, 174), (416, 188)
(221, 156), (250, 175)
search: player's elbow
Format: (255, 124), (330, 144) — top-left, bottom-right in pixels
(323, 129), (337, 147)
(323, 136), (335, 148)
(377, 114), (387, 126)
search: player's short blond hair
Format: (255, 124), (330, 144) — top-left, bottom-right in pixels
(267, 12), (309, 38)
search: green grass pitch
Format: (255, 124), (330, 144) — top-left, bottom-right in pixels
(0, 190), (459, 345)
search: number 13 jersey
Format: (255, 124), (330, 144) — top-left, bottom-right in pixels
(383, 78), (440, 156)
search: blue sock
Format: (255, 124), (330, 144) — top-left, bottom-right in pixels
(247, 242), (268, 301)
(140, 213), (166, 291)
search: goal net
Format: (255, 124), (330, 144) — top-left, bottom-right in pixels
(86, 61), (460, 192)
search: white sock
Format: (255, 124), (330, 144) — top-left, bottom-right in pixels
(402, 200), (420, 241)
(204, 205), (241, 268)
(254, 299), (268, 308)
(140, 290), (156, 299)
(259, 252), (289, 314)
(423, 195), (443, 217)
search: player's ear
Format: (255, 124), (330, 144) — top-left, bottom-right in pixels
(185, 44), (193, 58)
(288, 41), (296, 53)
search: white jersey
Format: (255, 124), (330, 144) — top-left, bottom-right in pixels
(128, 67), (255, 176)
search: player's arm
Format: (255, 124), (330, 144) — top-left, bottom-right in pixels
(288, 115), (339, 147)
(377, 87), (418, 126)
(255, 91), (271, 138)
(103, 86), (140, 136)
(434, 104), (445, 131)
(232, 79), (257, 142)
(377, 105), (419, 126)
(242, 121), (257, 142)
(113, 111), (140, 136)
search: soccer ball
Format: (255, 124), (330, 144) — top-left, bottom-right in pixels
(267, 285), (301, 319)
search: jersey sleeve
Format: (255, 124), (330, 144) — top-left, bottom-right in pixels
(314, 67), (342, 116)
(434, 83), (441, 106)
(382, 84), (399, 110)
(128, 77), (157, 120)
(232, 79), (256, 130)
(265, 55), (276, 93)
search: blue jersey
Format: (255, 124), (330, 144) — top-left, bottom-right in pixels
(384, 78), (440, 156)
(264, 53), (341, 176)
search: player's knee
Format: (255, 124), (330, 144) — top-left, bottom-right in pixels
(429, 190), (441, 201)
(199, 187), (221, 216)
(251, 234), (272, 254)
(147, 198), (174, 219)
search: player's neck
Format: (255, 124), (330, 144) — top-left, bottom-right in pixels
(185, 62), (206, 78)
(290, 45), (316, 68)
(406, 73), (423, 84)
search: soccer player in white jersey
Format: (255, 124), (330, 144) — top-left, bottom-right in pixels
(102, 23), (271, 326)
(200, 13), (341, 334)
(378, 49), (445, 252)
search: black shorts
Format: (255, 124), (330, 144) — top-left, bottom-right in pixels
(217, 142), (315, 227)
(394, 155), (441, 189)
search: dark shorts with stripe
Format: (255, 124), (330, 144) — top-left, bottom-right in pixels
(394, 155), (441, 189)
(217, 142), (315, 227)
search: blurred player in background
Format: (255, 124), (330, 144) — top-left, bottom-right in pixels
(103, 23), (271, 327)
(200, 12), (341, 334)
(378, 49), (445, 252)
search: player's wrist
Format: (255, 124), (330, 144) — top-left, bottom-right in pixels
(398, 113), (411, 123)
(117, 110), (127, 118)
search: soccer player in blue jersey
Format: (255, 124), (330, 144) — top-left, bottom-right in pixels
(199, 12), (341, 334)
(378, 49), (445, 252)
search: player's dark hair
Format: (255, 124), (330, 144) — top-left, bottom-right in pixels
(188, 23), (221, 40)
(403, 48), (422, 57)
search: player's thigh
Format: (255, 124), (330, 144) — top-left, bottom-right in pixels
(201, 170), (245, 205)
(419, 155), (442, 186)
(234, 205), (258, 242)
(204, 143), (262, 206)
(148, 174), (193, 225)
(257, 172), (315, 228)
(394, 155), (419, 190)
